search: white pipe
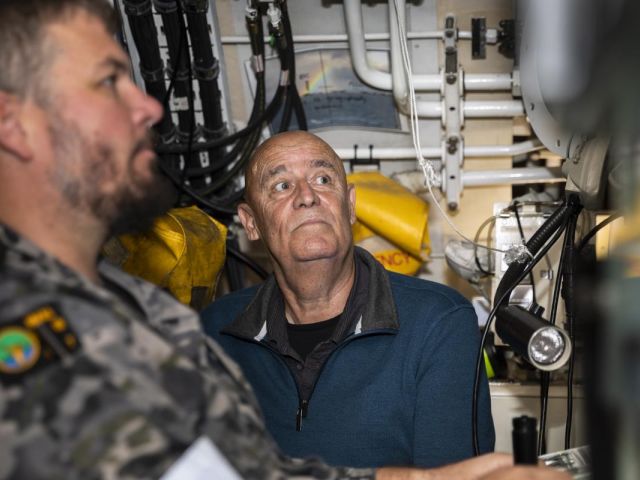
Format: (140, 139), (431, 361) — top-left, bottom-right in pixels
(462, 100), (524, 118)
(221, 32), (459, 44)
(334, 140), (545, 160)
(463, 73), (512, 91)
(344, 0), (449, 92)
(465, 140), (544, 157)
(393, 168), (565, 190)
(414, 100), (525, 120)
(461, 168), (565, 187)
(344, 0), (394, 90)
(389, 0), (409, 112)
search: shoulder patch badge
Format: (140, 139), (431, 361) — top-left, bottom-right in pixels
(0, 305), (80, 385)
(0, 327), (41, 374)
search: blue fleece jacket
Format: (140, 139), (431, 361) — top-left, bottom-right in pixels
(201, 249), (494, 468)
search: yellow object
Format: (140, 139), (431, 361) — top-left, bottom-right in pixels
(348, 172), (431, 275)
(594, 214), (625, 260)
(483, 349), (495, 379)
(103, 206), (227, 310)
(352, 221), (423, 275)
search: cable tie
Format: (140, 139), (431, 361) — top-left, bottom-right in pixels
(504, 244), (534, 265)
(152, 0), (178, 14)
(122, 0), (152, 16)
(140, 65), (165, 83)
(193, 61), (220, 81)
(251, 55), (264, 74)
(279, 70), (290, 86)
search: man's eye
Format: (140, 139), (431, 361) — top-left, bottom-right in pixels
(274, 181), (289, 192)
(101, 75), (118, 89)
(316, 175), (331, 185)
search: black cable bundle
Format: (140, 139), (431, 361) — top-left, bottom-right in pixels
(122, 0), (177, 144)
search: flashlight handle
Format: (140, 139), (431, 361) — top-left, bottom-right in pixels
(512, 415), (538, 465)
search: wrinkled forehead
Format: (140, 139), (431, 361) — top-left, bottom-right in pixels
(245, 134), (345, 196)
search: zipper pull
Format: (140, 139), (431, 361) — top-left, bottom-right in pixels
(296, 399), (309, 431)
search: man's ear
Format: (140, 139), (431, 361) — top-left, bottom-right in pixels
(237, 202), (261, 241)
(0, 92), (32, 161)
(347, 183), (356, 225)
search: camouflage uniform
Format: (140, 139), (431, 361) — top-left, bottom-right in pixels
(0, 224), (375, 480)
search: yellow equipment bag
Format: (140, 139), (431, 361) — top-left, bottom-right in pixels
(103, 206), (227, 311)
(348, 171), (431, 275)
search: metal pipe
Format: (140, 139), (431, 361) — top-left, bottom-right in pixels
(461, 168), (565, 187)
(392, 168), (565, 190)
(463, 72), (513, 91)
(389, 0), (409, 112)
(221, 32), (454, 44)
(463, 100), (524, 118)
(334, 140), (544, 160)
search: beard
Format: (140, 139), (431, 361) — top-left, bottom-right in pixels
(47, 109), (177, 236)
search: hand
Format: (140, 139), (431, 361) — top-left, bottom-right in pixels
(377, 453), (513, 480)
(479, 465), (572, 480)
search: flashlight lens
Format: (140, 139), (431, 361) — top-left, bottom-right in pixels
(529, 328), (565, 365)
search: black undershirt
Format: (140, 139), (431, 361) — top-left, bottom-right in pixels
(286, 314), (341, 361)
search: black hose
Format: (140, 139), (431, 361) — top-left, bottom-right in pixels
(562, 198), (582, 448)
(123, 0), (176, 141)
(156, 83), (286, 154)
(512, 202), (537, 304)
(577, 212), (622, 252)
(227, 244), (269, 279)
(494, 202), (572, 307)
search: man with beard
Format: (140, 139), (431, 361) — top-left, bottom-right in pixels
(0, 1), (569, 479)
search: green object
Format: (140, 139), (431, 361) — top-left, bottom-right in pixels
(484, 349), (495, 379)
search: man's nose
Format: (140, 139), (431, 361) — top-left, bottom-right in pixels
(294, 180), (319, 208)
(130, 83), (164, 128)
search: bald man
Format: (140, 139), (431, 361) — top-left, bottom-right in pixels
(201, 131), (495, 468)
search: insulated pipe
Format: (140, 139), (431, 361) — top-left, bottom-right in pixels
(414, 100), (525, 120)
(462, 100), (524, 118)
(220, 31), (477, 44)
(389, 0), (409, 112)
(345, 0), (440, 91)
(334, 139), (544, 160)
(461, 168), (565, 186)
(344, 0), (510, 94)
(392, 168), (565, 191)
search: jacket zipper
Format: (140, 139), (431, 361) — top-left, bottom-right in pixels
(223, 327), (397, 432)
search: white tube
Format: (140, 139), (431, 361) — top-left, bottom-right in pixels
(334, 140), (544, 160)
(344, 0), (393, 90)
(393, 168), (565, 190)
(463, 73), (512, 91)
(462, 100), (524, 118)
(464, 140), (544, 157)
(389, 0), (409, 112)
(462, 168), (565, 187)
(221, 32), (461, 44)
(412, 101), (525, 119)
(344, 0), (450, 92)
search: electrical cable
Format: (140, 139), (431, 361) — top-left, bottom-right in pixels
(473, 201), (574, 454)
(473, 215), (498, 276)
(576, 212), (622, 252)
(156, 83), (286, 154)
(562, 202), (582, 449)
(472, 213), (571, 454)
(512, 202), (538, 304)
(538, 372), (550, 455)
(227, 244), (269, 279)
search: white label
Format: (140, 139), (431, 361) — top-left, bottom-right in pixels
(160, 436), (243, 480)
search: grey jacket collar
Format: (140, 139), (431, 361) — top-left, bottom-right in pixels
(222, 246), (399, 341)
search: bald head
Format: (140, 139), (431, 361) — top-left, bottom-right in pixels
(244, 131), (346, 205)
